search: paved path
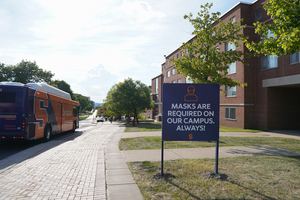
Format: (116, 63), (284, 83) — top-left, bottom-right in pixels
(0, 122), (128, 200)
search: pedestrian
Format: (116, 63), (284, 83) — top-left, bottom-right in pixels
(110, 116), (113, 123)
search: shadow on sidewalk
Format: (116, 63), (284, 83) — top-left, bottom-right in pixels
(0, 130), (83, 171)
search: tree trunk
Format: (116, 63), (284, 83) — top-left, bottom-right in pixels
(134, 108), (139, 123)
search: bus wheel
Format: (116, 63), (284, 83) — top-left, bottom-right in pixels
(44, 125), (52, 142)
(72, 121), (76, 132)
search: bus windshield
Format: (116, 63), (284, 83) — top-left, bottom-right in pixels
(0, 86), (26, 136)
(0, 92), (16, 103)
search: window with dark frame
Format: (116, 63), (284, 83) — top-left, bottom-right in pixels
(255, 8), (262, 21)
(290, 51), (300, 64)
(225, 107), (236, 120)
(225, 86), (236, 97)
(171, 68), (176, 75)
(261, 55), (278, 70)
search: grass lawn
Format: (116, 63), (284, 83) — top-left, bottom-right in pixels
(120, 136), (300, 153)
(128, 156), (300, 199)
(79, 116), (89, 120)
(124, 122), (262, 133)
(125, 122), (162, 132)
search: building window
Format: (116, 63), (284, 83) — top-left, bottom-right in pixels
(177, 54), (179, 58)
(155, 105), (158, 116)
(290, 51), (300, 64)
(163, 76), (165, 82)
(260, 30), (277, 70)
(178, 78), (182, 83)
(225, 41), (235, 51)
(171, 68), (176, 75)
(261, 55), (278, 70)
(227, 62), (236, 74)
(167, 71), (170, 77)
(155, 78), (158, 94)
(225, 107), (236, 120)
(255, 9), (262, 21)
(155, 94), (158, 102)
(261, 30), (275, 40)
(231, 16), (235, 23)
(172, 80), (176, 83)
(225, 86), (236, 97)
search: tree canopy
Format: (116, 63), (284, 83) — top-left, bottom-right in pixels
(50, 80), (76, 100)
(103, 78), (154, 122)
(73, 93), (94, 112)
(246, 0), (300, 56)
(0, 60), (54, 84)
(171, 3), (249, 90)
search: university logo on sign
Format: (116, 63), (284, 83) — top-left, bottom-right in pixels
(162, 83), (220, 141)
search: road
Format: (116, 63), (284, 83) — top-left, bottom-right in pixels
(0, 110), (99, 161)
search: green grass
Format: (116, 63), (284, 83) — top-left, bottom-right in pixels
(128, 156), (300, 199)
(79, 116), (89, 120)
(124, 122), (262, 133)
(125, 122), (163, 132)
(219, 126), (261, 133)
(120, 136), (300, 153)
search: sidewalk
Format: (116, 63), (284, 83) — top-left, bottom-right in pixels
(120, 131), (300, 163)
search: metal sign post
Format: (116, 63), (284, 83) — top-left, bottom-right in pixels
(161, 140), (164, 176)
(161, 83), (220, 175)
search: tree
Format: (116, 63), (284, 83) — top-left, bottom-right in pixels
(73, 93), (93, 112)
(0, 63), (14, 82)
(0, 60), (54, 84)
(103, 78), (154, 123)
(13, 60), (54, 84)
(171, 3), (249, 89)
(246, 0), (300, 56)
(50, 80), (76, 100)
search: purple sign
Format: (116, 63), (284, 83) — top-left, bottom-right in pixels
(162, 83), (219, 141)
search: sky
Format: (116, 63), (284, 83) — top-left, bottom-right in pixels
(0, 0), (255, 103)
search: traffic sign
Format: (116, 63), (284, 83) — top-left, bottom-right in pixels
(100, 109), (104, 113)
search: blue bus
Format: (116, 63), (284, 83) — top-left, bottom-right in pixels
(0, 82), (80, 141)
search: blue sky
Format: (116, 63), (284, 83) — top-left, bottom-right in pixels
(0, 0), (254, 103)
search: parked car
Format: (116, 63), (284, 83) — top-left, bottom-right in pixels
(97, 117), (104, 122)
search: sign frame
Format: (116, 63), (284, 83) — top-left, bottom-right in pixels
(161, 83), (220, 175)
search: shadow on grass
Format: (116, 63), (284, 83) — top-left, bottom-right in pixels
(167, 180), (202, 200)
(167, 178), (276, 200)
(225, 180), (277, 200)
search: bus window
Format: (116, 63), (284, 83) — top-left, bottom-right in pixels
(0, 92), (16, 103)
(73, 106), (78, 117)
(29, 100), (34, 108)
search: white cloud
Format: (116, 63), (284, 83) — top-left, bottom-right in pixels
(0, 0), (255, 102)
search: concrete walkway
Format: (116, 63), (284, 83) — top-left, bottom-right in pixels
(120, 130), (300, 162)
(105, 129), (144, 200)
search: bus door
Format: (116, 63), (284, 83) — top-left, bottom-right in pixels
(0, 85), (27, 139)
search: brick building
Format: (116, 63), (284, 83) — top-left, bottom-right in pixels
(150, 0), (300, 130)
